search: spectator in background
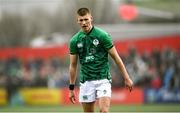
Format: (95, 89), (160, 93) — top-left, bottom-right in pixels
(126, 46), (149, 87)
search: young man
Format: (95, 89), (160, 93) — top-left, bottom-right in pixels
(69, 8), (133, 113)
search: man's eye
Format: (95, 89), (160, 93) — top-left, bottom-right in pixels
(84, 19), (88, 21)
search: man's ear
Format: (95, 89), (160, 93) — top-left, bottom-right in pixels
(77, 18), (80, 23)
(91, 16), (93, 22)
(76, 15), (80, 23)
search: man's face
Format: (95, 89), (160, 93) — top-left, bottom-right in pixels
(77, 14), (93, 33)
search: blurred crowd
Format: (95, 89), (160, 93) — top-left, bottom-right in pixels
(0, 56), (69, 101)
(0, 56), (69, 88)
(111, 47), (180, 90)
(0, 47), (179, 101)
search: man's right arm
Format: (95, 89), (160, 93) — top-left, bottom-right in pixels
(69, 54), (78, 104)
(69, 54), (78, 84)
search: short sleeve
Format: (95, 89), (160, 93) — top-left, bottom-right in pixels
(69, 38), (77, 54)
(102, 33), (114, 50)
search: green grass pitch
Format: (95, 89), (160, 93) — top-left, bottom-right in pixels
(0, 104), (180, 112)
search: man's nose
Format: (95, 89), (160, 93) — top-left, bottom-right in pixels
(82, 20), (86, 24)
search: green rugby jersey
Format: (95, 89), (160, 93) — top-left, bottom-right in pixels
(69, 26), (113, 83)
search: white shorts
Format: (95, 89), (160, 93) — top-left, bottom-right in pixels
(79, 79), (111, 103)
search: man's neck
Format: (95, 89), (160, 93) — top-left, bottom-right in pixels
(83, 25), (93, 34)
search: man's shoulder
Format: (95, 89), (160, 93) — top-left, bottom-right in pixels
(92, 26), (110, 40)
(70, 31), (83, 42)
(93, 26), (108, 35)
(72, 31), (82, 38)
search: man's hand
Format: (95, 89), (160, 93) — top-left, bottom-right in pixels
(69, 90), (76, 104)
(124, 78), (133, 92)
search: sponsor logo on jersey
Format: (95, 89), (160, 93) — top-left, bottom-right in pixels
(85, 55), (95, 63)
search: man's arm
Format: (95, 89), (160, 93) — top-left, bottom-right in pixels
(69, 54), (78, 84)
(108, 46), (133, 92)
(69, 54), (78, 103)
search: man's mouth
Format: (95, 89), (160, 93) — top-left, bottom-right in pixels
(82, 25), (87, 28)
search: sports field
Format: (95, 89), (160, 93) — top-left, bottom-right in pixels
(0, 104), (180, 112)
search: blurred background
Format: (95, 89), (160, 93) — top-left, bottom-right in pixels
(0, 0), (180, 112)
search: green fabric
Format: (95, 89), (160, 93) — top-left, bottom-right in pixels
(69, 26), (113, 83)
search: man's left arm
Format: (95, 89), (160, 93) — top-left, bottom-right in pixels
(108, 46), (133, 92)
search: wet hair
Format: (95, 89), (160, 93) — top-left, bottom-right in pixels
(77, 8), (91, 16)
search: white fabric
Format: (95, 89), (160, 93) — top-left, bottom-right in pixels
(79, 79), (111, 102)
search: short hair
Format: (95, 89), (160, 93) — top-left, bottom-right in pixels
(77, 8), (91, 16)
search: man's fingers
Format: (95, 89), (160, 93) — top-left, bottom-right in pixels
(126, 85), (133, 92)
(69, 90), (76, 104)
(71, 97), (76, 104)
(69, 95), (76, 104)
(129, 86), (133, 92)
(70, 97), (76, 104)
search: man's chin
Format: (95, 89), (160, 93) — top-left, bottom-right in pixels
(82, 28), (89, 33)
